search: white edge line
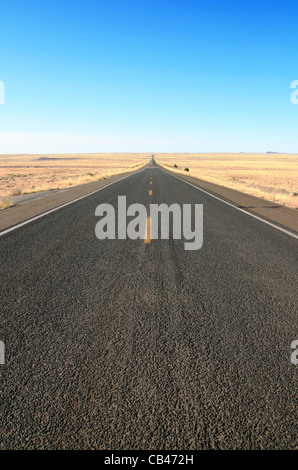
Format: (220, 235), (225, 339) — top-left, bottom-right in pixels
(164, 169), (298, 240)
(0, 168), (145, 237)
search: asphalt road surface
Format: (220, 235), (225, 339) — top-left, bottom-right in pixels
(0, 160), (297, 450)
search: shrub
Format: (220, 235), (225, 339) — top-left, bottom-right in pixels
(174, 164), (178, 168)
(10, 188), (22, 196)
(184, 167), (189, 172)
(0, 198), (14, 210)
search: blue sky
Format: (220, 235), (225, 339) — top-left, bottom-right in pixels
(0, 0), (297, 153)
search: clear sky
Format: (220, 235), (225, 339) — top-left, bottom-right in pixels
(0, 0), (297, 153)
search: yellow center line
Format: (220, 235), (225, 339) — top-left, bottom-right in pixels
(150, 181), (152, 184)
(144, 217), (151, 244)
(149, 190), (152, 196)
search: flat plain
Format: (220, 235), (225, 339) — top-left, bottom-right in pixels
(156, 153), (298, 209)
(0, 153), (149, 209)
(1, 152), (297, 211)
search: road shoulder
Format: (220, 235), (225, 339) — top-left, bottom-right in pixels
(161, 167), (298, 234)
(0, 169), (140, 232)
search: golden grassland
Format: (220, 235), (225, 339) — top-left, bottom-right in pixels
(155, 153), (298, 209)
(0, 152), (297, 210)
(0, 153), (149, 209)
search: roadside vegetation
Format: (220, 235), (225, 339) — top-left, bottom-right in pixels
(0, 153), (148, 210)
(157, 153), (298, 209)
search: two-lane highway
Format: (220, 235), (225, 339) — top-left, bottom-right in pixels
(0, 161), (297, 449)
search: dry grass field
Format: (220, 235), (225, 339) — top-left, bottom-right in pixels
(155, 153), (298, 209)
(0, 153), (149, 209)
(0, 152), (297, 210)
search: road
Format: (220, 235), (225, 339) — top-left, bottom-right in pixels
(0, 159), (297, 449)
